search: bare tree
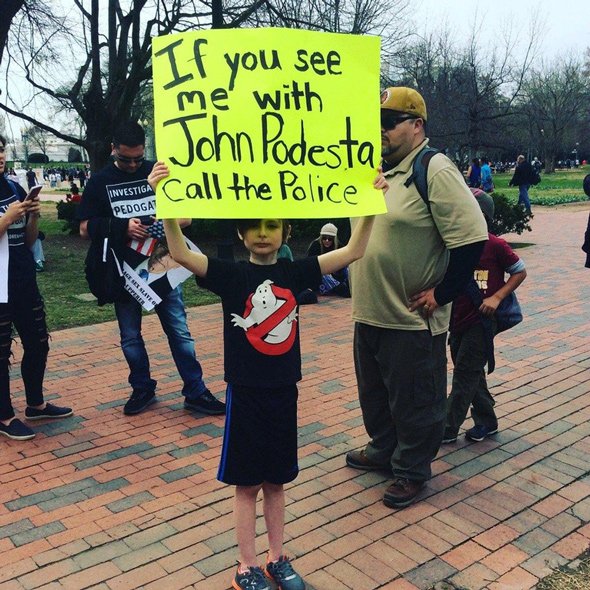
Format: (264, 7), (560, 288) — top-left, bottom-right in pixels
(0, 0), (25, 68)
(27, 125), (49, 158)
(1, 0), (411, 171)
(521, 56), (589, 173)
(386, 17), (540, 161)
(0, 1), (64, 70)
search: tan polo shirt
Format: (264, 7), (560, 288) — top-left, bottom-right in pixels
(350, 139), (488, 335)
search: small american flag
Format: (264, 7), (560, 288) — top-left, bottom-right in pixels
(128, 237), (157, 256)
(146, 220), (165, 240)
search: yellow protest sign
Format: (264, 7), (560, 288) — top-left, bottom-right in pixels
(151, 28), (383, 219)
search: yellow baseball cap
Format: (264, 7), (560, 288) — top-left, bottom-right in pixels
(380, 87), (427, 121)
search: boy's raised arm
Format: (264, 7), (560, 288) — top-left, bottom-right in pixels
(149, 162), (209, 278)
(163, 219), (209, 278)
(318, 215), (375, 276)
(317, 170), (387, 275)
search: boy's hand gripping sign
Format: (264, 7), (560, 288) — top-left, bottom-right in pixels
(152, 28), (384, 219)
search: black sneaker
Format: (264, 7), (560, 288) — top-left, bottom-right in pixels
(25, 402), (73, 421)
(465, 424), (498, 442)
(265, 556), (305, 590)
(233, 565), (270, 590)
(0, 419), (35, 440)
(184, 389), (225, 415)
(123, 390), (156, 415)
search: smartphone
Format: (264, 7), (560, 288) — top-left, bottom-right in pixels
(25, 184), (43, 201)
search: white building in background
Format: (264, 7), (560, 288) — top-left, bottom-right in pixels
(7, 132), (87, 163)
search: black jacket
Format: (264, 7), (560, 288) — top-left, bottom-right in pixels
(509, 161), (534, 187)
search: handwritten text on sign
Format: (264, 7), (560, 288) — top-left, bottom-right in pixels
(152, 28), (383, 219)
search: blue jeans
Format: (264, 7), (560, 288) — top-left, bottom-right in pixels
(518, 184), (531, 210)
(114, 287), (207, 400)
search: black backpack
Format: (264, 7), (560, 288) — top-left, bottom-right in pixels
(530, 168), (541, 186)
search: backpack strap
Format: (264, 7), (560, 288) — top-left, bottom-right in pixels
(404, 146), (440, 212)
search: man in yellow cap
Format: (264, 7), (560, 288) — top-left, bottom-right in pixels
(346, 87), (488, 508)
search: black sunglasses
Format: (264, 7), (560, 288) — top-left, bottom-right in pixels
(321, 235), (334, 240)
(380, 113), (418, 131)
(114, 151), (145, 165)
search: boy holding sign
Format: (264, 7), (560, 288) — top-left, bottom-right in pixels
(149, 161), (386, 590)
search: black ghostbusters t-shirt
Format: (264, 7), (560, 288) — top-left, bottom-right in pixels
(198, 257), (322, 387)
(77, 161), (156, 267)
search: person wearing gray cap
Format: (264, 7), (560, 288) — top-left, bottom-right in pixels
(442, 188), (526, 444)
(306, 223), (351, 297)
(345, 87), (489, 508)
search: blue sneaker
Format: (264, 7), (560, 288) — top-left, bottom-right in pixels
(465, 424), (498, 442)
(265, 556), (305, 590)
(233, 565), (270, 590)
(0, 419), (35, 440)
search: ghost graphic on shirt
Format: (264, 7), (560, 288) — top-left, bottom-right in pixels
(231, 279), (298, 355)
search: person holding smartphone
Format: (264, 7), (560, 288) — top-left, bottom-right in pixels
(78, 121), (224, 417)
(0, 134), (73, 440)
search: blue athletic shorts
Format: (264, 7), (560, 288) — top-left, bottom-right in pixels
(217, 383), (299, 486)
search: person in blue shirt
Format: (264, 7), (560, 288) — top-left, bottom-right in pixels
(480, 158), (494, 192)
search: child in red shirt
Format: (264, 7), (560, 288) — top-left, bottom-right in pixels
(443, 189), (527, 443)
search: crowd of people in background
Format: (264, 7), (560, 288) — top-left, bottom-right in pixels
(5, 165), (90, 191)
(44, 166), (89, 188)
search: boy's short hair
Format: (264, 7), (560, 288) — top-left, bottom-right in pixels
(112, 121), (145, 148)
(236, 219), (290, 242)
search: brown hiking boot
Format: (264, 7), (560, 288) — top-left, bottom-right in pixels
(383, 477), (425, 508)
(345, 449), (390, 471)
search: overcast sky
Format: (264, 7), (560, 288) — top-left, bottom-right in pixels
(413, 0), (589, 60)
(3, 0), (589, 143)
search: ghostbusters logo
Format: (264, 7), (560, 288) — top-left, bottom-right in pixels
(231, 280), (298, 356)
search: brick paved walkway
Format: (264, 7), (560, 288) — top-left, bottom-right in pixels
(2, 206), (590, 590)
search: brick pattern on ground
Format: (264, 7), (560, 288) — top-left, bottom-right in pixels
(1, 205), (590, 589)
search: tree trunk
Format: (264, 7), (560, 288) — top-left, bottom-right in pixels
(0, 0), (24, 68)
(544, 152), (555, 174)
